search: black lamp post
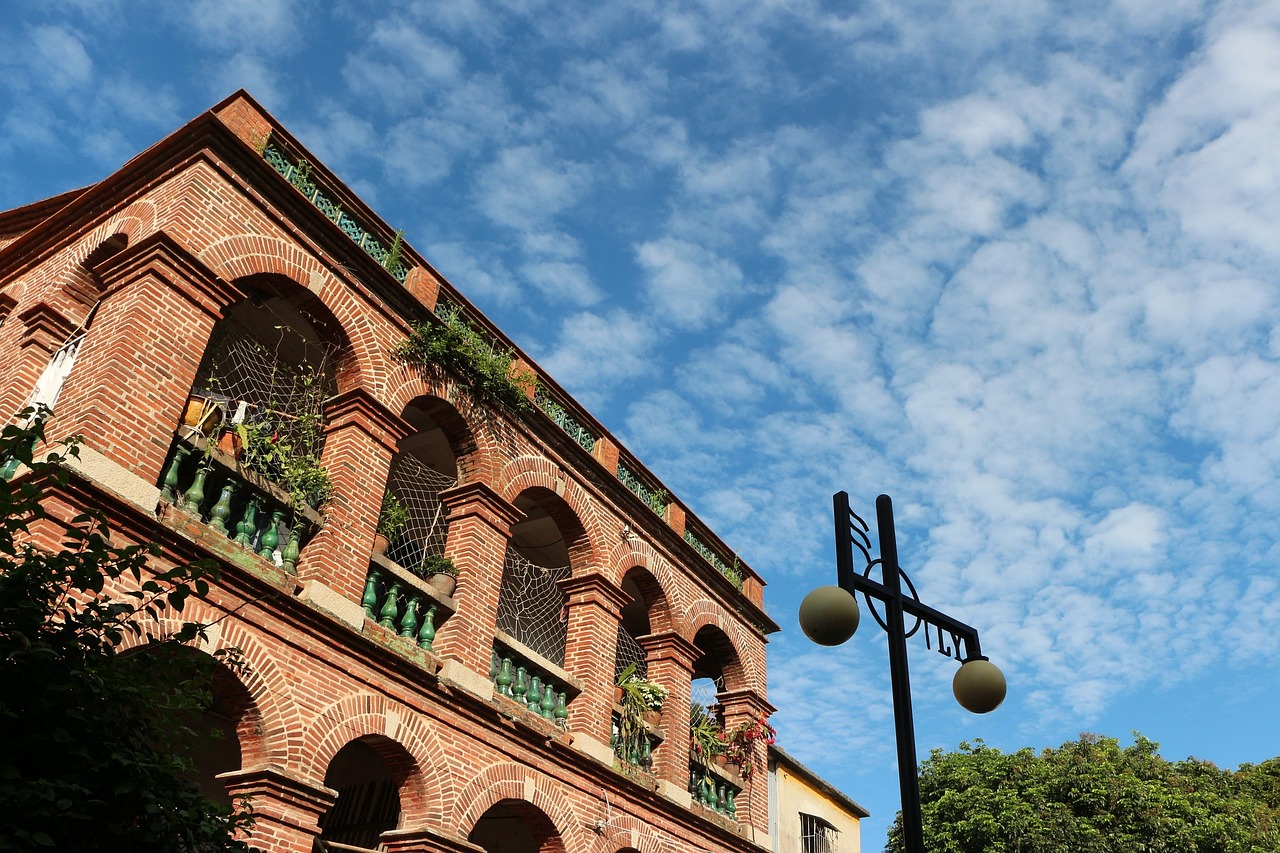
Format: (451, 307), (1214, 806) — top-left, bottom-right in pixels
(799, 492), (1006, 853)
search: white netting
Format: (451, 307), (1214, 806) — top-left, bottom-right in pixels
(691, 676), (725, 717)
(496, 548), (571, 666)
(614, 627), (648, 681)
(191, 320), (336, 477)
(384, 453), (456, 571)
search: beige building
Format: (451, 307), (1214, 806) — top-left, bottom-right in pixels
(769, 746), (869, 853)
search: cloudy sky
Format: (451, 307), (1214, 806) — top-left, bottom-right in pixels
(5, 0), (1280, 844)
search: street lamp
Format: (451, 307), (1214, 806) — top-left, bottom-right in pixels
(799, 492), (1006, 853)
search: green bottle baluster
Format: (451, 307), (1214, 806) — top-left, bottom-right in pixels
(417, 604), (437, 651)
(726, 788), (736, 820)
(379, 581), (401, 629)
(208, 480), (236, 534)
(513, 666), (528, 705)
(489, 650), (499, 681)
(258, 509), (283, 559)
(553, 691), (569, 724)
(496, 658), (514, 696)
(181, 464), (210, 514)
(398, 594), (419, 638)
(527, 677), (543, 714)
(160, 444), (191, 503)
(280, 523), (302, 573)
(540, 681), (556, 719)
(361, 569), (381, 621)
(717, 783), (727, 815)
(234, 494), (260, 547)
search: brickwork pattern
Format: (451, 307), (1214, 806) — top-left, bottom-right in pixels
(0, 95), (776, 853)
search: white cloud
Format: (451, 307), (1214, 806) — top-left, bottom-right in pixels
(538, 309), (655, 392)
(30, 25), (93, 92)
(474, 144), (593, 230)
(634, 237), (743, 330)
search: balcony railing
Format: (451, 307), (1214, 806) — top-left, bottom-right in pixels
(491, 633), (578, 725)
(361, 554), (455, 653)
(159, 434), (321, 572)
(611, 711), (663, 771)
(683, 530), (743, 589)
(536, 392), (596, 453)
(689, 761), (742, 820)
(617, 462), (668, 516)
(262, 143), (409, 284)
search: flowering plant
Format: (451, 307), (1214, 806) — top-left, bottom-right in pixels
(722, 716), (777, 780)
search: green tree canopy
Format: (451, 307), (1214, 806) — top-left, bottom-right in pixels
(886, 733), (1280, 853)
(0, 412), (252, 851)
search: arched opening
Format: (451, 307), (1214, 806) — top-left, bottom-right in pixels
(687, 625), (747, 818)
(615, 568), (666, 682)
(468, 799), (565, 853)
(162, 278), (350, 568)
(186, 662), (252, 806)
(316, 739), (404, 850)
(496, 489), (579, 667)
(380, 396), (462, 571)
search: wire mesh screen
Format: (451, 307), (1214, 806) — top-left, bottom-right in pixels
(496, 548), (571, 666)
(191, 319), (336, 477)
(384, 453), (456, 571)
(615, 627), (648, 681)
(690, 675), (725, 716)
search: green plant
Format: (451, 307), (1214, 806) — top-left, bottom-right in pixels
(0, 409), (254, 849)
(234, 417), (332, 512)
(614, 665), (665, 769)
(723, 556), (743, 590)
(689, 702), (724, 767)
(416, 554), (456, 579)
(377, 489), (409, 539)
(394, 304), (537, 412)
(618, 664), (667, 712)
(383, 228), (406, 277)
(723, 715), (777, 780)
(646, 488), (669, 517)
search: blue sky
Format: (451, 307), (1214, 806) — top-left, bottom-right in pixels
(5, 0), (1280, 845)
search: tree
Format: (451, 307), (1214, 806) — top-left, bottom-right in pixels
(885, 733), (1280, 853)
(0, 411), (252, 851)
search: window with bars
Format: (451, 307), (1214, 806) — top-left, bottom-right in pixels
(800, 813), (839, 853)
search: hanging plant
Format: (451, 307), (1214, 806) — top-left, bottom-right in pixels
(722, 716), (777, 780)
(394, 305), (537, 412)
(689, 702), (724, 769)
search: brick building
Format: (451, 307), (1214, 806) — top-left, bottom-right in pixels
(0, 91), (781, 852)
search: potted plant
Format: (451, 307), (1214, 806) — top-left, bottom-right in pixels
(688, 702), (724, 770)
(722, 715), (777, 781)
(418, 554), (457, 596)
(374, 489), (409, 555)
(616, 664), (667, 725)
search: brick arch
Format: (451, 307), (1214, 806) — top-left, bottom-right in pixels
(683, 601), (761, 693)
(589, 814), (666, 853)
(384, 363), (499, 484)
(199, 233), (326, 291)
(48, 198), (159, 320)
(115, 604), (293, 771)
(453, 762), (588, 853)
(606, 540), (678, 636)
(497, 456), (608, 575)
(302, 692), (449, 829)
(196, 235), (370, 392)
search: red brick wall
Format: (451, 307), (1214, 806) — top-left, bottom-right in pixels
(0, 103), (775, 853)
